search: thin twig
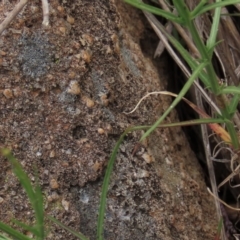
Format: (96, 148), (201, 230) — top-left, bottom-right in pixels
(0, 0), (28, 35)
(154, 21), (172, 58)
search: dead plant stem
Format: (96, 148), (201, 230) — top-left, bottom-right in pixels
(0, 0), (28, 35)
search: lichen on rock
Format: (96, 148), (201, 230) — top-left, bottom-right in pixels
(18, 32), (53, 79)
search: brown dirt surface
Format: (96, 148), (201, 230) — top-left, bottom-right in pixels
(0, 0), (218, 239)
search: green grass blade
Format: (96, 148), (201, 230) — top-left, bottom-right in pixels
(144, 12), (211, 88)
(0, 234), (11, 240)
(190, 0), (208, 18)
(96, 116), (228, 240)
(228, 94), (240, 117)
(2, 149), (36, 202)
(221, 86), (240, 95)
(12, 219), (39, 236)
(97, 125), (149, 240)
(154, 118), (230, 127)
(48, 216), (89, 240)
(1, 149), (44, 238)
(172, 0), (190, 23)
(206, 0), (221, 54)
(0, 222), (31, 240)
(215, 218), (223, 240)
(34, 172), (44, 239)
(97, 130), (129, 240)
(140, 61), (208, 141)
(124, 0), (182, 23)
(226, 121), (239, 149)
(194, 0), (240, 17)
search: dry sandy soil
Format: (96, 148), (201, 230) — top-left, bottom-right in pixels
(0, 0), (218, 239)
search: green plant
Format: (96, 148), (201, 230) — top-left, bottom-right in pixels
(97, 0), (240, 239)
(0, 149), (89, 240)
(0, 149), (44, 240)
(2, 1), (240, 239)
(0, 117), (226, 239)
(124, 0), (240, 148)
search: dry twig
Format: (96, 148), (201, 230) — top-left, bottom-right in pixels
(0, 0), (50, 35)
(0, 0), (28, 35)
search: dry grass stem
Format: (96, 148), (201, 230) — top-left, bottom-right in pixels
(208, 188), (240, 211)
(154, 21), (172, 58)
(0, 0), (28, 35)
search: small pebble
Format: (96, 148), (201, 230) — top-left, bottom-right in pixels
(49, 150), (55, 158)
(82, 95), (95, 108)
(3, 89), (13, 99)
(67, 80), (81, 95)
(142, 152), (154, 163)
(50, 179), (59, 189)
(81, 50), (92, 63)
(97, 128), (105, 135)
(67, 15), (75, 24)
(62, 199), (70, 211)
(47, 192), (59, 202)
(82, 34), (94, 46)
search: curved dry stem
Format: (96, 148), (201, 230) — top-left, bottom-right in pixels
(124, 91), (165, 114)
(207, 187), (240, 211)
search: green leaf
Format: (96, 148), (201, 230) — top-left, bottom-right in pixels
(124, 0), (182, 23)
(48, 216), (89, 240)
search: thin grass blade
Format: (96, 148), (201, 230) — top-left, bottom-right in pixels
(228, 94), (240, 117)
(194, 0), (240, 17)
(97, 125), (149, 240)
(190, 0), (208, 18)
(0, 222), (31, 240)
(0, 234), (11, 240)
(206, 0), (221, 56)
(97, 130), (129, 240)
(12, 219), (39, 236)
(143, 11), (211, 88)
(48, 216), (89, 240)
(1, 149), (36, 202)
(140, 61), (208, 141)
(1, 149), (45, 238)
(124, 0), (182, 23)
(33, 172), (44, 239)
(221, 86), (240, 95)
(214, 218), (223, 240)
